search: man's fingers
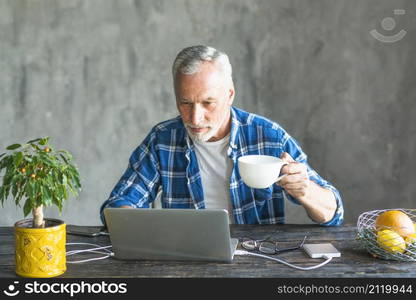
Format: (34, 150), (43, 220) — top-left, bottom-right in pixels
(280, 152), (295, 163)
(280, 173), (308, 183)
(281, 182), (309, 190)
(281, 162), (307, 175)
(277, 174), (308, 188)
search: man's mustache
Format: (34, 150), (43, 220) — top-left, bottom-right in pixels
(185, 123), (212, 129)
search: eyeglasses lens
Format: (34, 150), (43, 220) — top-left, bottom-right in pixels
(259, 241), (276, 254)
(241, 238), (257, 250)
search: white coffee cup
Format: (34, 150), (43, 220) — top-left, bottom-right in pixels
(238, 155), (288, 189)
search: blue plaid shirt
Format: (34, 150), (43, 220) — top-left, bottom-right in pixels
(100, 106), (343, 226)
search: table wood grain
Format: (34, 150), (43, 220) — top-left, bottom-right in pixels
(1, 224), (415, 278)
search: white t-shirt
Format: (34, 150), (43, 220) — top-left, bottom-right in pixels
(193, 134), (234, 224)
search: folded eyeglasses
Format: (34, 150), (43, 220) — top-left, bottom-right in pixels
(240, 235), (307, 255)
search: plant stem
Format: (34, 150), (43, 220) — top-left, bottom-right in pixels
(32, 205), (45, 228)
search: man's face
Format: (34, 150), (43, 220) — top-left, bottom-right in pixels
(174, 62), (235, 142)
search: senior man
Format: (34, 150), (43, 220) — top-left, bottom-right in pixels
(100, 45), (343, 226)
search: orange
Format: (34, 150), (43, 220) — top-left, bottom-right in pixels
(375, 210), (415, 237)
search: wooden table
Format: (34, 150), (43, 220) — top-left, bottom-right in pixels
(1, 224), (415, 278)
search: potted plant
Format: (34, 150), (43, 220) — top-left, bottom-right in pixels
(0, 137), (81, 278)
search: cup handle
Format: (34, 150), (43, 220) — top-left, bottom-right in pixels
(275, 173), (288, 183)
(276, 162), (289, 183)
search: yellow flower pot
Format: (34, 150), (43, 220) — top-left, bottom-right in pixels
(14, 219), (66, 278)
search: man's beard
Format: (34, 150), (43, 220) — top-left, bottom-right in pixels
(184, 110), (230, 142)
(185, 124), (216, 142)
(185, 121), (222, 142)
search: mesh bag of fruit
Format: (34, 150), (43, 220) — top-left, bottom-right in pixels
(356, 209), (416, 261)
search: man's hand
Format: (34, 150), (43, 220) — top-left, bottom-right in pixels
(277, 152), (337, 224)
(278, 152), (310, 201)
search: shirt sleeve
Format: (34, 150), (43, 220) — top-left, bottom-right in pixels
(99, 130), (161, 226)
(281, 131), (344, 227)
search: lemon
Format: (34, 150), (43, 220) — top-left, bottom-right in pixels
(405, 233), (416, 245)
(377, 229), (406, 254)
(406, 233), (416, 257)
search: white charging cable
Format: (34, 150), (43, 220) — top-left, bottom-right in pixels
(66, 243), (113, 264)
(234, 250), (333, 270)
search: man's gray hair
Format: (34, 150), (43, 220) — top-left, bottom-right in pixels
(172, 45), (233, 81)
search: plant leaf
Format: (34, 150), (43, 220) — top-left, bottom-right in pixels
(56, 184), (64, 200)
(6, 144), (21, 150)
(27, 181), (35, 199)
(30, 143), (41, 151)
(52, 195), (63, 212)
(3, 172), (13, 187)
(11, 175), (20, 198)
(0, 186), (4, 205)
(0, 156), (8, 170)
(27, 138), (42, 144)
(15, 182), (27, 206)
(42, 186), (53, 207)
(67, 183), (77, 197)
(23, 198), (33, 217)
(59, 154), (69, 164)
(61, 184), (68, 200)
(62, 174), (67, 186)
(0, 153), (5, 159)
(13, 152), (23, 167)
(68, 167), (81, 189)
(33, 181), (39, 199)
(39, 137), (50, 146)
(23, 156), (33, 162)
(58, 150), (73, 161)
(2, 185), (11, 201)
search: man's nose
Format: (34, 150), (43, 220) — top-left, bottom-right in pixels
(190, 105), (204, 126)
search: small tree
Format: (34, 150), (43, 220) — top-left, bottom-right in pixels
(0, 137), (81, 228)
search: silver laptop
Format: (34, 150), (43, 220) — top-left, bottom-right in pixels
(104, 208), (239, 263)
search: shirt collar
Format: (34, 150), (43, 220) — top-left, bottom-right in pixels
(229, 106), (240, 150)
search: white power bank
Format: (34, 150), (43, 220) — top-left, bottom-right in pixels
(303, 243), (341, 258)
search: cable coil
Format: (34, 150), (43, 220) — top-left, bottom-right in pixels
(66, 243), (113, 264)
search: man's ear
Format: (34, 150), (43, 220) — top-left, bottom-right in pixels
(227, 86), (235, 106)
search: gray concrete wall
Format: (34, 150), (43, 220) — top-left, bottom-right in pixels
(1, 0), (415, 226)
